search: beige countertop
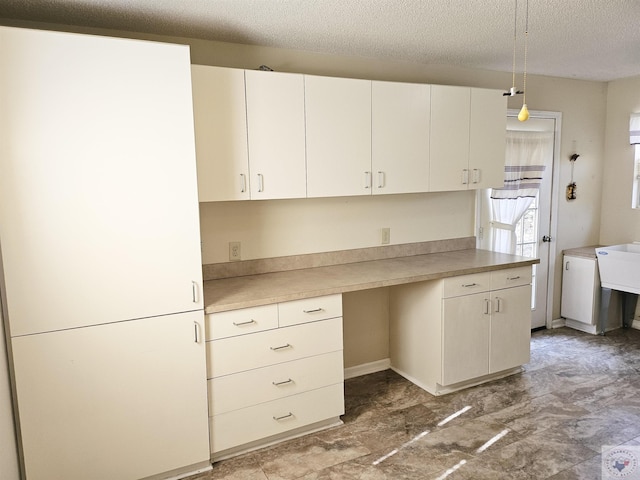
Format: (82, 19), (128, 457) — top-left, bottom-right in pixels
(203, 248), (539, 314)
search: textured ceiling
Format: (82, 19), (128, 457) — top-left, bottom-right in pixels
(1, 0), (639, 82)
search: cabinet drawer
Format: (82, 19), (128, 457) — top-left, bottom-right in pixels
(210, 383), (345, 454)
(209, 350), (344, 415)
(209, 317), (343, 378)
(443, 272), (491, 298)
(206, 304), (278, 340)
(491, 266), (532, 290)
(278, 294), (342, 327)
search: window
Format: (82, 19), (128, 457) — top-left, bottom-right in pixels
(514, 194), (538, 309)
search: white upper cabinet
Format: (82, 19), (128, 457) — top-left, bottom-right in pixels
(469, 88), (507, 189)
(430, 85), (506, 192)
(429, 85), (472, 192)
(245, 70), (307, 199)
(372, 81), (431, 195)
(305, 75), (372, 198)
(0, 27), (204, 336)
(191, 65), (250, 201)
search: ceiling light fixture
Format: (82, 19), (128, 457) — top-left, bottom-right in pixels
(503, 0), (530, 122)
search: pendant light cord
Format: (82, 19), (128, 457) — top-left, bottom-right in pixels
(511, 0), (518, 90)
(522, 0), (529, 103)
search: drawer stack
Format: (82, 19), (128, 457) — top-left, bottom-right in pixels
(205, 294), (345, 458)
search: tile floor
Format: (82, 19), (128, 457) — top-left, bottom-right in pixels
(189, 327), (640, 479)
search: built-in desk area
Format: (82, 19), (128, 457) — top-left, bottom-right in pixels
(202, 237), (538, 459)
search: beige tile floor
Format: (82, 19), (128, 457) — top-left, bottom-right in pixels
(189, 327), (640, 479)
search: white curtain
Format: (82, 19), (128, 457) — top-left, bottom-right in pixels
(490, 131), (552, 254)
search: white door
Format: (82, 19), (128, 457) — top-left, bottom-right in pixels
(0, 27), (204, 336)
(371, 81), (430, 194)
(477, 113), (559, 329)
(245, 70), (307, 199)
(11, 311), (210, 480)
(305, 75), (372, 197)
(191, 65), (251, 201)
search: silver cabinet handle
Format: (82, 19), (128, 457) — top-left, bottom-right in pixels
(272, 378), (293, 386)
(484, 298), (491, 315)
(303, 307), (323, 314)
(257, 173), (264, 192)
(565, 261), (570, 271)
(364, 171), (371, 189)
(462, 283), (478, 288)
(462, 169), (469, 185)
(194, 321), (200, 343)
(191, 281), (199, 303)
(507, 276), (521, 280)
(233, 319), (256, 326)
(377, 171), (386, 188)
(273, 412), (293, 421)
(270, 344), (291, 351)
(240, 173), (246, 193)
(495, 297), (503, 313)
(472, 168), (480, 184)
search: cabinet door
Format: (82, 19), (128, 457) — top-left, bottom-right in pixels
(469, 88), (507, 189)
(191, 65), (250, 201)
(490, 284), (531, 373)
(305, 75), (372, 197)
(561, 255), (598, 324)
(245, 70), (306, 199)
(442, 292), (490, 385)
(372, 81), (430, 194)
(11, 311), (210, 480)
(0, 28), (204, 336)
(429, 85), (471, 192)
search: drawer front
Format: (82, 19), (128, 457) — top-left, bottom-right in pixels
(491, 266), (532, 290)
(209, 350), (344, 415)
(278, 294), (343, 327)
(209, 317), (343, 378)
(443, 272), (491, 298)
(211, 383), (345, 454)
(206, 304), (278, 340)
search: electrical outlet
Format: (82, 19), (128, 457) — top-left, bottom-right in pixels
(381, 228), (391, 245)
(229, 241), (241, 261)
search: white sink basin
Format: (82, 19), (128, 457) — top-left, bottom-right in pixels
(596, 244), (640, 294)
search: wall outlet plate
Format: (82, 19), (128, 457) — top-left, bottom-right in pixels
(229, 241), (241, 261)
(381, 228), (391, 245)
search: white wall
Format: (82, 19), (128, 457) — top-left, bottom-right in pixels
(600, 75), (640, 244)
(200, 192), (475, 264)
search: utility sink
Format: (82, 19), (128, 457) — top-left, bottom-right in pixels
(596, 244), (640, 294)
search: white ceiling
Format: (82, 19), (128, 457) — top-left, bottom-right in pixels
(1, 0), (639, 82)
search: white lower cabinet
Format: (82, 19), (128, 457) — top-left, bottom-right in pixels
(205, 294), (344, 458)
(11, 312), (210, 480)
(390, 266), (531, 395)
(561, 254), (601, 330)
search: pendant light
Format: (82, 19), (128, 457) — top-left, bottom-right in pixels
(518, 0), (530, 122)
(504, 0), (530, 122)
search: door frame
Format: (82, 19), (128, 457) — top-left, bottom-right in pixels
(476, 109), (562, 329)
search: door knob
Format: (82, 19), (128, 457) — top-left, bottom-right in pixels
(542, 235), (552, 243)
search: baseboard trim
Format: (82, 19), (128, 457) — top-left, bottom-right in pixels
(551, 317), (566, 329)
(344, 359), (391, 380)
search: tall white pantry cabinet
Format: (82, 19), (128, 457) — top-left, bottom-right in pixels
(0, 27), (210, 480)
